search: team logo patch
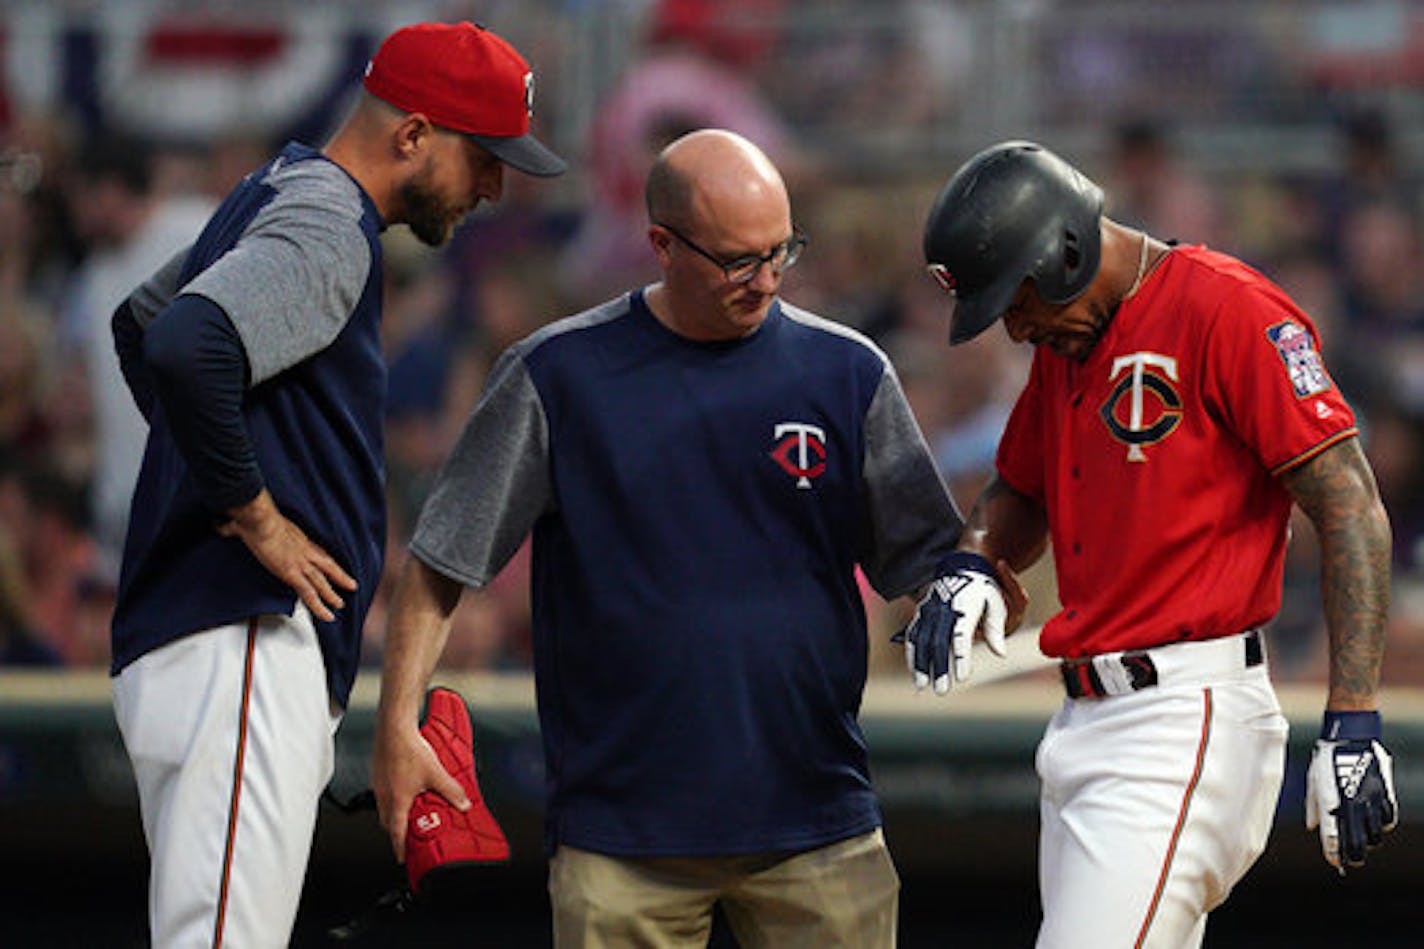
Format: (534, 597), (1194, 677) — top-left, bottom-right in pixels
(1100, 352), (1182, 462)
(926, 263), (956, 293)
(1267, 320), (1331, 398)
(770, 422), (826, 489)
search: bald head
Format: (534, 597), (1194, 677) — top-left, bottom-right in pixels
(646, 129), (789, 232)
(642, 129), (797, 341)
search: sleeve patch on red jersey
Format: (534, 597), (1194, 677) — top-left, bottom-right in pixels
(1266, 320), (1331, 398)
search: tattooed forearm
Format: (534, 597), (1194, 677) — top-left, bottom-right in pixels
(1282, 437), (1392, 709)
(963, 475), (1050, 572)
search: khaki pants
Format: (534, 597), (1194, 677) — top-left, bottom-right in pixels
(549, 828), (899, 948)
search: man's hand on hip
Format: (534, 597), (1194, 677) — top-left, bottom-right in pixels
(219, 488), (357, 622)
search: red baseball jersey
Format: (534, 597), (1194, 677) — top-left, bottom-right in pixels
(997, 245), (1357, 657)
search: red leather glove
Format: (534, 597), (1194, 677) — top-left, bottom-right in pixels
(405, 687), (510, 896)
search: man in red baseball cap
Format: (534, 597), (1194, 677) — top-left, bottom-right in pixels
(363, 21), (566, 179)
(325, 19), (566, 247)
(108, 20), (563, 949)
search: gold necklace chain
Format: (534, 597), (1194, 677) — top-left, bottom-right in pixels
(1124, 231), (1151, 301)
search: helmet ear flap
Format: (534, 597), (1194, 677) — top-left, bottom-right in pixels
(1034, 224), (1094, 304)
(1063, 229), (1084, 277)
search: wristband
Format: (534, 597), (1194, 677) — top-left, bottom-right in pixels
(941, 550), (995, 576)
(1321, 709), (1381, 741)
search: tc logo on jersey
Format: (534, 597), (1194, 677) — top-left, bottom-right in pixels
(415, 811), (442, 834)
(1100, 352), (1182, 462)
(770, 422), (826, 489)
(1267, 320), (1330, 398)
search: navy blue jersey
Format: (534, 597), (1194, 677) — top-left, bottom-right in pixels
(413, 290), (961, 855)
(110, 142), (386, 707)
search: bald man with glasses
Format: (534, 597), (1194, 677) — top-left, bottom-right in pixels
(654, 219), (808, 285)
(373, 128), (963, 947)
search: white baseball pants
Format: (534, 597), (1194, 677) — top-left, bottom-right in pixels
(112, 605), (341, 948)
(1035, 663), (1287, 948)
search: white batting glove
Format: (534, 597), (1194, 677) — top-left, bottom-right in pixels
(1305, 711), (1398, 874)
(896, 551), (1007, 694)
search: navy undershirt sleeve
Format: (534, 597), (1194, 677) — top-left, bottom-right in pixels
(143, 293), (264, 513)
(112, 299), (156, 422)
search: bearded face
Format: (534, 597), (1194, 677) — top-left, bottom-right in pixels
(396, 160), (463, 247)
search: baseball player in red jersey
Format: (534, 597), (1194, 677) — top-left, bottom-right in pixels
(906, 141), (1397, 947)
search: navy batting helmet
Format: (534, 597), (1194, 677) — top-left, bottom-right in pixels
(923, 141), (1104, 344)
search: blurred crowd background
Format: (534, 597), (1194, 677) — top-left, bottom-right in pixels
(1, 0), (1421, 691)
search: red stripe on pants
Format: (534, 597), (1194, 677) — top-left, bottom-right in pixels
(1134, 688), (1213, 948)
(213, 619), (259, 948)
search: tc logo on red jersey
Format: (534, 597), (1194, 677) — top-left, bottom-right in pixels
(1267, 320), (1331, 398)
(1100, 352), (1181, 462)
(770, 422), (826, 489)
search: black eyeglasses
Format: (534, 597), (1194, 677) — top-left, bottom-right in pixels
(655, 221), (808, 284)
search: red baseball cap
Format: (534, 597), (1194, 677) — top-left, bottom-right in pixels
(364, 21), (566, 177)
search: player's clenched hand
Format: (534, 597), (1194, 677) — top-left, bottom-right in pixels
(996, 556), (1029, 636)
(218, 488), (357, 622)
(896, 551), (1010, 694)
(1305, 711), (1398, 873)
(372, 716), (471, 862)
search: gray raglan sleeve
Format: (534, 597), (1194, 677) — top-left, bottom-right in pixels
(410, 345), (554, 588)
(182, 164), (371, 386)
(128, 246), (194, 325)
(860, 363), (963, 599)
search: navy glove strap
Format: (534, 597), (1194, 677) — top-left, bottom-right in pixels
(1322, 710), (1381, 741)
(940, 550), (995, 578)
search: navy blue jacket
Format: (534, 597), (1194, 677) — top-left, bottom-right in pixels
(111, 143), (385, 707)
